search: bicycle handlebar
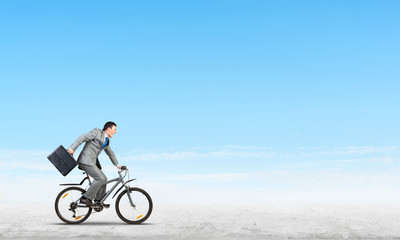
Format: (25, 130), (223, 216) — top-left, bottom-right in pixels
(120, 165), (127, 170)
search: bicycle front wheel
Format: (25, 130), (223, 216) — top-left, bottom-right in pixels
(115, 187), (153, 224)
(55, 187), (92, 224)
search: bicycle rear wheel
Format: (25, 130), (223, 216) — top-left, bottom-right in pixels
(115, 187), (153, 224)
(55, 187), (92, 224)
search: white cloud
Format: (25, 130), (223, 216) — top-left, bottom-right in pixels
(118, 145), (400, 163)
(0, 145), (399, 173)
(119, 149), (277, 162)
(141, 172), (250, 183)
(0, 149), (53, 171)
(370, 156), (397, 163)
(318, 146), (399, 155)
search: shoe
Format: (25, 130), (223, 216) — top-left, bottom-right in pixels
(80, 197), (93, 207)
(94, 200), (110, 208)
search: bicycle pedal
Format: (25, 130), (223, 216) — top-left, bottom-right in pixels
(100, 203), (111, 209)
(94, 202), (110, 209)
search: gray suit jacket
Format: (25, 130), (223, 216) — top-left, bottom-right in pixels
(69, 128), (118, 167)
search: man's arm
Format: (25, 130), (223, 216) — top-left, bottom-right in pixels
(104, 146), (119, 166)
(67, 128), (99, 154)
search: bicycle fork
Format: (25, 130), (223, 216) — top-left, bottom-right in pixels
(125, 186), (136, 208)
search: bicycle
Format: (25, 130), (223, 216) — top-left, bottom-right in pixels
(54, 166), (153, 224)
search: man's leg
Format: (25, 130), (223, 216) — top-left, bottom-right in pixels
(95, 180), (107, 201)
(79, 163), (107, 200)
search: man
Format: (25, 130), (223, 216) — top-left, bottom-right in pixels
(67, 121), (122, 207)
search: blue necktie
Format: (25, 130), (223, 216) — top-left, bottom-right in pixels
(102, 137), (109, 149)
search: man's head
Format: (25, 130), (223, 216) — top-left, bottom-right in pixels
(103, 121), (117, 138)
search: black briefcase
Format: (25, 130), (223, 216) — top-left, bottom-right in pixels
(47, 145), (77, 176)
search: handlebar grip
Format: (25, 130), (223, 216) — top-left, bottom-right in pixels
(121, 166), (127, 170)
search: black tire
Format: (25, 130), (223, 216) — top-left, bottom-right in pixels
(115, 187), (153, 224)
(55, 187), (92, 224)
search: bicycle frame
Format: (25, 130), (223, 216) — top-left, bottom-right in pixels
(100, 170), (136, 207)
(62, 169), (137, 208)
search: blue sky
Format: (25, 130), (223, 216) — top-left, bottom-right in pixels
(0, 1), (400, 205)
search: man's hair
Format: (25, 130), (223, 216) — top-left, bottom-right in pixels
(103, 121), (117, 131)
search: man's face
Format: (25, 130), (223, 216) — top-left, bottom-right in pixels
(106, 125), (117, 138)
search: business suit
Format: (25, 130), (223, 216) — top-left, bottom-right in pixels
(69, 128), (118, 200)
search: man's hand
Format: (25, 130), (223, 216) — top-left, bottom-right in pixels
(67, 148), (74, 155)
(118, 165), (123, 170)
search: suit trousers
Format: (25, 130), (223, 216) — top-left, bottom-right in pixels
(79, 163), (107, 200)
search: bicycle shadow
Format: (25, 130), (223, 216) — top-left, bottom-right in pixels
(50, 222), (157, 226)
